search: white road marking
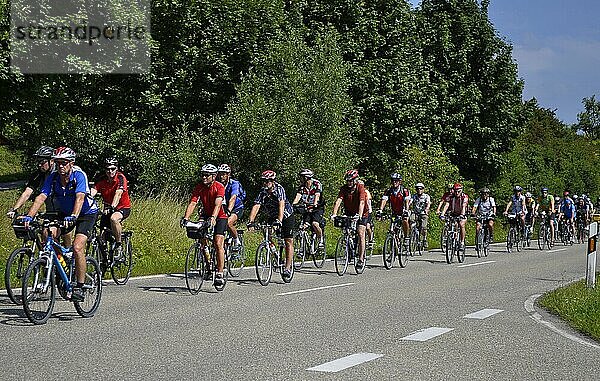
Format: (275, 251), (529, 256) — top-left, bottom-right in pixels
(548, 248), (567, 253)
(277, 283), (355, 296)
(307, 353), (383, 373)
(400, 327), (454, 342)
(463, 308), (504, 319)
(524, 294), (600, 349)
(457, 260), (495, 268)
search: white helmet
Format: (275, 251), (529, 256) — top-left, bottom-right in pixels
(415, 183), (425, 189)
(217, 164), (231, 173)
(201, 164), (218, 174)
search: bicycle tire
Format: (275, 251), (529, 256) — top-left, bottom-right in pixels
(255, 242), (272, 286)
(185, 244), (204, 294)
(537, 225), (546, 250)
(111, 235), (133, 285)
(227, 234), (245, 277)
(445, 232), (454, 264)
(313, 233), (327, 268)
(365, 228), (374, 261)
(22, 257), (55, 325)
(476, 229), (483, 258)
(483, 228), (490, 257)
(334, 236), (349, 276)
(5, 247), (34, 305)
(440, 224), (448, 253)
(382, 234), (394, 270)
(74, 256), (103, 318)
(456, 236), (465, 263)
(398, 234), (408, 268)
(293, 231), (306, 270)
(409, 228), (418, 257)
(515, 228), (522, 252)
(506, 228), (513, 253)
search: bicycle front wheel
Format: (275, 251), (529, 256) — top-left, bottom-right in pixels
(313, 233), (327, 268)
(382, 234), (394, 270)
(409, 228), (418, 257)
(74, 256), (102, 318)
(537, 225), (546, 250)
(22, 257), (55, 325)
(456, 237), (465, 263)
(111, 235), (133, 285)
(445, 233), (454, 264)
(293, 231), (306, 270)
(506, 229), (514, 253)
(227, 234), (245, 277)
(398, 234), (408, 268)
(255, 243), (272, 286)
(334, 236), (349, 276)
(5, 247), (35, 305)
(185, 244), (204, 294)
(475, 229), (483, 258)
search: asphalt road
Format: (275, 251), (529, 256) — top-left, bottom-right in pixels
(1, 241), (599, 380)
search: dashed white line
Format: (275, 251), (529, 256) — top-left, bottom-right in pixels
(307, 353), (383, 373)
(524, 294), (600, 349)
(463, 308), (504, 319)
(548, 248), (568, 253)
(400, 327), (454, 342)
(456, 260), (495, 268)
(277, 283), (355, 296)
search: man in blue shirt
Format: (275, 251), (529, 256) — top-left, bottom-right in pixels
(217, 164), (245, 250)
(21, 147), (98, 301)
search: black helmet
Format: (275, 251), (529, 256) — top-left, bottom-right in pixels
(480, 187), (490, 194)
(34, 146), (54, 159)
(105, 157), (118, 167)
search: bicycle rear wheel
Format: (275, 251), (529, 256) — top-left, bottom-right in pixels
(74, 256), (102, 318)
(227, 234), (245, 277)
(22, 257), (55, 325)
(255, 242), (272, 286)
(185, 244), (204, 294)
(293, 231), (306, 270)
(111, 234), (133, 285)
(398, 234), (408, 268)
(5, 247), (35, 305)
(334, 236), (349, 276)
(313, 233), (327, 268)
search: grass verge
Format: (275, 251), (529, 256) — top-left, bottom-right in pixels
(0, 146), (25, 182)
(538, 273), (600, 341)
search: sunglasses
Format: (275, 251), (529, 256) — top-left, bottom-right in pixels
(202, 173), (213, 177)
(56, 160), (71, 167)
(106, 167), (117, 171)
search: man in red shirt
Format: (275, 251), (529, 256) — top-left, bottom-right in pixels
(441, 183), (469, 249)
(331, 169), (368, 271)
(376, 173), (411, 245)
(181, 164), (228, 289)
(91, 158), (131, 257)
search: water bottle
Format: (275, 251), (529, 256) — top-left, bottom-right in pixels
(57, 253), (67, 270)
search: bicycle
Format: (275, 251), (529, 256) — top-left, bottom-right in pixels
(560, 218), (574, 246)
(439, 213), (452, 253)
(575, 215), (587, 244)
(224, 229), (246, 277)
(474, 213), (493, 258)
(382, 214), (409, 269)
(21, 219), (102, 325)
(333, 215), (364, 275)
(183, 220), (229, 293)
(292, 206), (327, 270)
(537, 211), (554, 250)
(523, 216), (533, 248)
(409, 212), (427, 257)
(254, 222), (294, 286)
(4, 214), (45, 305)
(443, 215), (465, 264)
(87, 218), (134, 285)
(505, 214), (521, 253)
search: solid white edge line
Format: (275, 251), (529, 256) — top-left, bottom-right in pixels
(457, 260), (495, 268)
(277, 283), (355, 296)
(524, 294), (600, 350)
(306, 352), (384, 373)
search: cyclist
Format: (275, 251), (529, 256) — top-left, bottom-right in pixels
(358, 180), (375, 250)
(436, 183), (454, 216)
(181, 164), (228, 289)
(217, 164), (245, 250)
(503, 185), (527, 238)
(471, 187), (496, 243)
(559, 191), (576, 242)
(534, 187), (555, 242)
(7, 146), (58, 219)
(20, 147), (99, 302)
(411, 182), (431, 248)
(377, 173), (411, 249)
(575, 196), (589, 232)
(524, 192), (537, 239)
(331, 169), (368, 271)
(247, 170), (295, 281)
(440, 183), (469, 250)
(291, 169), (325, 248)
(91, 158), (131, 259)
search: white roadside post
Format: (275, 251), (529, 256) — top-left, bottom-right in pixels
(586, 222), (598, 288)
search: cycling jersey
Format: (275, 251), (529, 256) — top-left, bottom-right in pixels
(509, 194), (526, 214)
(525, 199), (536, 214)
(190, 181), (228, 219)
(411, 193), (431, 214)
(561, 199), (575, 219)
(223, 178), (245, 211)
(537, 194), (553, 212)
(40, 167), (98, 216)
(25, 170), (58, 212)
(382, 186), (410, 215)
(448, 193), (469, 216)
(474, 196), (495, 215)
(337, 183), (368, 217)
(254, 182), (293, 220)
(296, 178), (324, 208)
(441, 191), (452, 203)
(94, 171), (131, 210)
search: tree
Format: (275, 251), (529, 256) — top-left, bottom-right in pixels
(574, 95), (600, 140)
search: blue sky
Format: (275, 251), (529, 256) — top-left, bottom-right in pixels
(409, 0), (600, 124)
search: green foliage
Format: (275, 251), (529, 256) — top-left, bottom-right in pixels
(574, 95), (600, 140)
(0, 146), (25, 182)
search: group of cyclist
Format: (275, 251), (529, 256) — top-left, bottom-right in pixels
(7, 147), (600, 296)
(6, 146), (131, 301)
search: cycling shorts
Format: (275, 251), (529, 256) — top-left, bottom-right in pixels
(230, 207), (244, 220)
(100, 208), (130, 230)
(302, 208), (325, 229)
(60, 212), (98, 238)
(269, 215), (294, 239)
(213, 217), (228, 236)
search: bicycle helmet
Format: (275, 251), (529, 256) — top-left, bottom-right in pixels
(480, 187), (490, 194)
(453, 183), (463, 190)
(299, 169), (314, 178)
(261, 170), (276, 180)
(541, 187), (548, 193)
(105, 157), (118, 167)
(201, 164), (218, 174)
(34, 146), (54, 159)
(525, 192), (532, 198)
(415, 182), (425, 189)
(344, 169), (359, 181)
(563, 190), (570, 197)
(555, 196), (561, 202)
(390, 173), (402, 181)
(52, 146), (76, 162)
(217, 164), (231, 173)
(581, 194), (587, 200)
(447, 183), (454, 191)
(513, 185), (522, 192)
(573, 194), (579, 200)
